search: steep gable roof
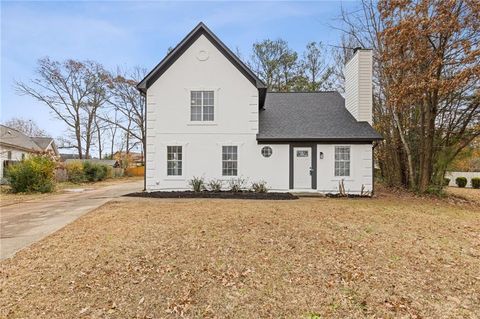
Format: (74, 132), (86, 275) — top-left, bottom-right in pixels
(257, 92), (382, 142)
(31, 137), (54, 150)
(137, 22), (266, 98)
(0, 125), (42, 151)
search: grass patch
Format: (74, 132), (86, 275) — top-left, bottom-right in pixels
(1, 190), (479, 318)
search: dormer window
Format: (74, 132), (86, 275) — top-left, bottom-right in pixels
(191, 91), (214, 121)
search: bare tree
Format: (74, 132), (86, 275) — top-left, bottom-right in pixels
(16, 58), (109, 159)
(102, 67), (146, 159)
(3, 117), (48, 137)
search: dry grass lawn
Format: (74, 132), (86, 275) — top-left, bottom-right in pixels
(1, 190), (479, 318)
(446, 186), (480, 204)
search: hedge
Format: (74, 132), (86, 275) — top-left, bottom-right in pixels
(455, 177), (467, 188)
(65, 161), (112, 183)
(5, 155), (55, 193)
(471, 177), (480, 189)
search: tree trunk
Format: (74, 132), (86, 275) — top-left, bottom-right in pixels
(393, 110), (416, 190)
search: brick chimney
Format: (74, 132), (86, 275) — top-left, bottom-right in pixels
(344, 48), (373, 124)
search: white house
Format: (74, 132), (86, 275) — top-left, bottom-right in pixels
(137, 23), (382, 194)
(0, 124), (59, 181)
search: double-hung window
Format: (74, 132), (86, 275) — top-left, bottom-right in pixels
(222, 146), (238, 176)
(167, 146), (182, 176)
(334, 146), (350, 176)
(191, 91), (214, 121)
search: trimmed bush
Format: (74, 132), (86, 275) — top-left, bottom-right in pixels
(471, 177), (480, 189)
(189, 176), (205, 192)
(251, 180), (268, 193)
(5, 155), (55, 193)
(455, 177), (467, 188)
(83, 162), (109, 182)
(66, 161), (85, 183)
(207, 179), (223, 192)
(443, 177), (450, 186)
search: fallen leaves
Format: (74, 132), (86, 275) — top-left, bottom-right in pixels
(1, 193), (479, 318)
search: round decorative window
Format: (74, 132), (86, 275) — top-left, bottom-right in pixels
(196, 50), (209, 61)
(261, 146), (273, 158)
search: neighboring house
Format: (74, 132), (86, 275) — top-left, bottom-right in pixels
(0, 124), (59, 180)
(137, 23), (382, 194)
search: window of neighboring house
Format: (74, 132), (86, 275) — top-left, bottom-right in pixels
(167, 146), (182, 176)
(334, 146), (350, 176)
(222, 146), (238, 176)
(191, 91), (214, 121)
(7, 151), (12, 160)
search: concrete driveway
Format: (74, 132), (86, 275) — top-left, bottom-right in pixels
(0, 180), (143, 260)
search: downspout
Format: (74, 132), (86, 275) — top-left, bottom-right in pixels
(372, 141), (379, 196)
(143, 91), (147, 192)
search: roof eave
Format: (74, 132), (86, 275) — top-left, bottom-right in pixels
(256, 136), (383, 143)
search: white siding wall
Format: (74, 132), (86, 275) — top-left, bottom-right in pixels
(316, 144), (373, 194)
(146, 34), (289, 191)
(146, 34), (374, 194)
(344, 50), (373, 124)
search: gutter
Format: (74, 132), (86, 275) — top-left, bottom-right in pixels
(372, 141), (380, 196)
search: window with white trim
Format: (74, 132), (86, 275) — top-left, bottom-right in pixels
(222, 146), (237, 176)
(191, 91), (214, 121)
(167, 146), (182, 176)
(334, 146), (350, 176)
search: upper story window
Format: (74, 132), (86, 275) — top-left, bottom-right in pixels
(222, 146), (238, 176)
(191, 91), (214, 121)
(334, 146), (350, 177)
(167, 146), (182, 176)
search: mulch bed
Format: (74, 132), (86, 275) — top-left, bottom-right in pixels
(124, 190), (298, 200)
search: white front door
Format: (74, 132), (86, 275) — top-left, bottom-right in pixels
(293, 147), (312, 189)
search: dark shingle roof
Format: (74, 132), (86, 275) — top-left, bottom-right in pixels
(257, 92), (382, 142)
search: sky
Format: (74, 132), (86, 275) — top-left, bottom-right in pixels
(1, 0), (359, 141)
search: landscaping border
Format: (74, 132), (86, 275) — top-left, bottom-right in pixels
(124, 191), (298, 200)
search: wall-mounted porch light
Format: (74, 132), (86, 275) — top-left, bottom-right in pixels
(319, 152), (324, 159)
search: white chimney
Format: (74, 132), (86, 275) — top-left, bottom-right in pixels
(344, 48), (373, 124)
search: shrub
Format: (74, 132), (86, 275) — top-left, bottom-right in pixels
(455, 177), (467, 188)
(207, 179), (223, 192)
(83, 162), (109, 182)
(189, 176), (205, 192)
(105, 166), (113, 179)
(251, 180), (268, 193)
(5, 155), (55, 193)
(228, 177), (247, 192)
(471, 177), (480, 189)
(443, 177), (450, 186)
(66, 160), (85, 183)
(426, 185), (445, 196)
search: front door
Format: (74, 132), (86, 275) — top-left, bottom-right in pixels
(293, 147), (312, 189)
